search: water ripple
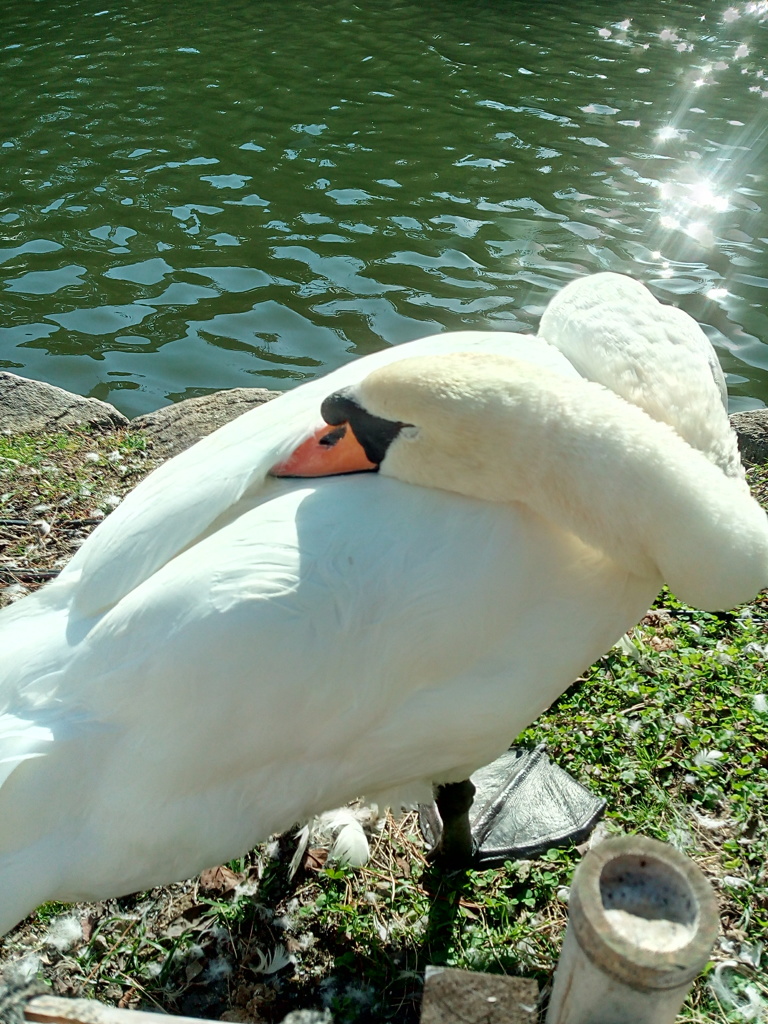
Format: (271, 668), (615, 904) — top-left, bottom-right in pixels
(0, 0), (767, 413)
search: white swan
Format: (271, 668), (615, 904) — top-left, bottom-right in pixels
(1, 272), (766, 936)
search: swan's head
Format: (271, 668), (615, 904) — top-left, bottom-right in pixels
(273, 350), (768, 612)
(271, 352), (528, 501)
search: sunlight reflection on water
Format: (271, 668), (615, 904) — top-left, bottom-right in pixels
(0, 0), (767, 413)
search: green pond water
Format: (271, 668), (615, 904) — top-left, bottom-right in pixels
(1, 0), (768, 416)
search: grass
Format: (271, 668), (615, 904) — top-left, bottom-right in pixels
(0, 428), (159, 604)
(0, 444), (766, 1022)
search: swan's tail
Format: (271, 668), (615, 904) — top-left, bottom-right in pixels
(0, 584), (80, 936)
(0, 840), (58, 938)
(0, 705), (64, 935)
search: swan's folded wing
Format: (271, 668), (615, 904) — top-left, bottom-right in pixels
(538, 272), (740, 479)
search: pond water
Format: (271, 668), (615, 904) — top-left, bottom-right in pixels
(1, 0), (768, 416)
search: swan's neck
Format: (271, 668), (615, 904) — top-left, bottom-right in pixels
(374, 355), (768, 611)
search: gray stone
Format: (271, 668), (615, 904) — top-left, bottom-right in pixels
(0, 979), (48, 1024)
(0, 371), (128, 434)
(130, 387), (280, 459)
(420, 967), (538, 1024)
(731, 409), (768, 466)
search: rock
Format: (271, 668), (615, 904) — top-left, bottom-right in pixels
(130, 387), (281, 459)
(731, 409), (768, 466)
(0, 372), (128, 433)
(0, 985), (57, 1024)
(280, 1011), (334, 1024)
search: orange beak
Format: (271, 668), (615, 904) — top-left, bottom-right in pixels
(270, 423), (378, 477)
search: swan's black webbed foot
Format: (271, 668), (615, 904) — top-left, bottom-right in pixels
(420, 746), (606, 870)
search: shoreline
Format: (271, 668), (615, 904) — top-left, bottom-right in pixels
(2, 368), (767, 465)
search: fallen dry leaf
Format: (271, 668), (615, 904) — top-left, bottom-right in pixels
(303, 848), (328, 873)
(198, 864), (245, 894)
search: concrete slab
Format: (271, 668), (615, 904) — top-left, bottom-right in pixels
(420, 966), (538, 1024)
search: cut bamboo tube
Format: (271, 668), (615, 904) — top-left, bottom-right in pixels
(545, 835), (719, 1024)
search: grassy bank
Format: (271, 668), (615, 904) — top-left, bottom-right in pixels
(0, 433), (766, 1023)
(0, 428), (159, 604)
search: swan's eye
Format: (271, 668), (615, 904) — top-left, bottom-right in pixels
(399, 425), (419, 440)
(319, 426), (347, 447)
